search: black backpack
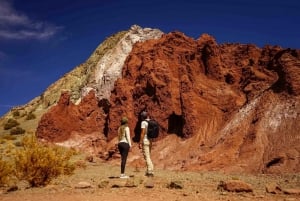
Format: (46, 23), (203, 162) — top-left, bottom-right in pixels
(146, 119), (159, 139)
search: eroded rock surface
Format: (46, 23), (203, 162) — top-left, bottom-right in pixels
(36, 27), (300, 174)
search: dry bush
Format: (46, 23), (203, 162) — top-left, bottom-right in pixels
(25, 113), (36, 120)
(14, 140), (23, 147)
(0, 134), (17, 141)
(12, 110), (20, 117)
(10, 127), (26, 135)
(14, 135), (76, 187)
(0, 156), (14, 187)
(3, 119), (19, 130)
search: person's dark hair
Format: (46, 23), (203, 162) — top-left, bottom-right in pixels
(121, 117), (128, 125)
(140, 111), (147, 120)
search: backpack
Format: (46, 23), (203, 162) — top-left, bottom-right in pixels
(146, 119), (159, 139)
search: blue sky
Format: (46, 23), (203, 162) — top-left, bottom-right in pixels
(0, 0), (299, 117)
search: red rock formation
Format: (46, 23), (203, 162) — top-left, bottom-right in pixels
(36, 90), (106, 142)
(108, 32), (278, 140)
(36, 31), (300, 173)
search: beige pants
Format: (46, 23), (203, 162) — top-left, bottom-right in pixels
(142, 139), (154, 174)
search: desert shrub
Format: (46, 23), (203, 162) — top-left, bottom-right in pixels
(0, 156), (14, 186)
(12, 111), (20, 117)
(10, 126), (26, 135)
(0, 138), (5, 144)
(14, 135), (76, 187)
(25, 112), (36, 120)
(1, 134), (17, 141)
(10, 127), (26, 135)
(3, 119), (19, 130)
(3, 142), (17, 158)
(14, 140), (23, 147)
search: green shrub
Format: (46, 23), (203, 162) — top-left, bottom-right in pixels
(26, 113), (36, 120)
(3, 119), (19, 130)
(14, 135), (75, 187)
(10, 127), (26, 135)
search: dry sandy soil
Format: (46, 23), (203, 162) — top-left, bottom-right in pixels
(1, 157), (300, 201)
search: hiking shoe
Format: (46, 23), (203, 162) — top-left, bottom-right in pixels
(120, 174), (129, 179)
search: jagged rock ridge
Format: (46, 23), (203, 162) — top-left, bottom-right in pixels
(6, 25), (300, 174)
(105, 31), (300, 173)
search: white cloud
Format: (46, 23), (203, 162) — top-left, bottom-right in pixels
(0, 0), (30, 26)
(0, 24), (62, 40)
(0, 0), (63, 40)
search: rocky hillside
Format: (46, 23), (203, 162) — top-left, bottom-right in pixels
(1, 25), (299, 174)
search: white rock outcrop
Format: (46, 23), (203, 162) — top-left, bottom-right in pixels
(92, 25), (163, 100)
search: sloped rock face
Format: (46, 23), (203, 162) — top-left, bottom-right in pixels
(36, 90), (106, 142)
(36, 25), (164, 153)
(108, 32), (300, 173)
(36, 28), (300, 173)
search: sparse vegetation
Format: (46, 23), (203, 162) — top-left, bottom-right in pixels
(0, 156), (14, 187)
(26, 112), (36, 120)
(3, 119), (19, 130)
(10, 126), (26, 135)
(0, 133), (77, 187)
(14, 135), (76, 187)
(14, 140), (23, 147)
(0, 134), (17, 141)
(12, 111), (20, 118)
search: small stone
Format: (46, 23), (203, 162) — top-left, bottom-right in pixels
(168, 181), (184, 189)
(125, 179), (138, 188)
(218, 180), (253, 192)
(282, 188), (300, 195)
(6, 185), (18, 192)
(75, 181), (92, 189)
(265, 182), (282, 194)
(98, 180), (109, 188)
(144, 180), (154, 188)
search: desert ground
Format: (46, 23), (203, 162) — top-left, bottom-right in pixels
(1, 157), (299, 201)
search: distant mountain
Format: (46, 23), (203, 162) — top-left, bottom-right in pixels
(1, 25), (299, 174)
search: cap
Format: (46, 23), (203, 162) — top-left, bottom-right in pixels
(140, 111), (147, 119)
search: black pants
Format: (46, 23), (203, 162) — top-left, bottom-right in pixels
(118, 142), (130, 174)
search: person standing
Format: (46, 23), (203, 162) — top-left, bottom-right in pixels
(117, 116), (132, 179)
(139, 111), (154, 177)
